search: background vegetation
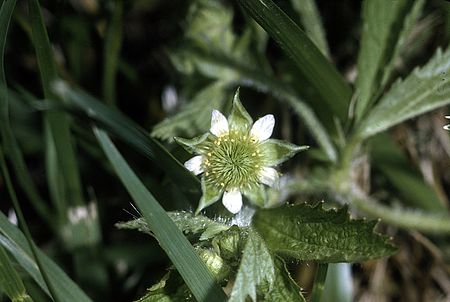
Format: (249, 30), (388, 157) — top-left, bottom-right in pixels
(1, 0), (450, 301)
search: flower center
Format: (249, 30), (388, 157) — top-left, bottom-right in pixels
(202, 131), (263, 190)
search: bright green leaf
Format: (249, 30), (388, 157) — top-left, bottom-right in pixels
(357, 47), (450, 139)
(229, 229), (275, 302)
(252, 203), (397, 262)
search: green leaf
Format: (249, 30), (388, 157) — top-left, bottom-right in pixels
(94, 129), (227, 302)
(238, 0), (352, 120)
(322, 264), (353, 302)
(261, 139), (309, 166)
(290, 0), (329, 57)
(228, 88), (253, 132)
(116, 212), (230, 241)
(229, 229), (275, 302)
(354, 0), (424, 121)
(52, 82), (200, 197)
(197, 178), (222, 214)
(152, 82), (227, 142)
(357, 47), (450, 139)
(0, 212), (93, 302)
(261, 257), (306, 302)
(0, 245), (33, 302)
(252, 203), (397, 262)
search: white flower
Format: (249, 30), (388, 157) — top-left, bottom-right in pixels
(176, 89), (308, 214)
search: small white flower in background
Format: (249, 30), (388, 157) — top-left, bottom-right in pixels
(175, 89), (308, 214)
(444, 116), (450, 131)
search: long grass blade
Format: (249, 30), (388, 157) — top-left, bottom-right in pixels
(0, 0), (53, 228)
(0, 245), (33, 302)
(238, 0), (351, 121)
(28, 0), (84, 213)
(94, 128), (226, 302)
(52, 82), (201, 196)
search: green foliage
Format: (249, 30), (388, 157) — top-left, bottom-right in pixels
(253, 203), (397, 262)
(95, 129), (227, 301)
(354, 0), (425, 120)
(238, 0), (352, 120)
(357, 47), (450, 139)
(0, 245), (33, 302)
(0, 212), (93, 302)
(228, 229), (276, 302)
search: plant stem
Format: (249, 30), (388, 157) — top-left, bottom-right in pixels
(311, 263), (329, 302)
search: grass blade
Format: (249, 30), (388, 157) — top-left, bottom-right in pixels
(0, 245), (33, 302)
(53, 82), (200, 196)
(0, 0), (53, 228)
(94, 129), (227, 301)
(102, 0), (123, 105)
(28, 0), (84, 213)
(0, 213), (93, 302)
(238, 0), (351, 120)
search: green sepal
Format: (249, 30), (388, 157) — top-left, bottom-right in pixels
(196, 178), (222, 214)
(212, 225), (244, 261)
(228, 88), (253, 132)
(261, 139), (309, 166)
(174, 133), (209, 154)
(242, 184), (267, 207)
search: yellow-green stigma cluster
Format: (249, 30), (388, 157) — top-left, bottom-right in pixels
(201, 130), (264, 191)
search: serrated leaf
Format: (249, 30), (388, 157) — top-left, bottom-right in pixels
(357, 47), (450, 139)
(355, 0), (423, 120)
(229, 229), (275, 302)
(151, 82), (227, 141)
(116, 212), (230, 241)
(261, 257), (306, 302)
(252, 203), (397, 262)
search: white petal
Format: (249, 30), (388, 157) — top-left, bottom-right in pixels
(184, 156), (204, 175)
(210, 110), (229, 136)
(222, 190), (243, 214)
(258, 167), (279, 187)
(446, 115), (450, 119)
(250, 114), (275, 142)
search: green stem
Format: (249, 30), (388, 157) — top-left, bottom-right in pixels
(0, 147), (61, 302)
(311, 263), (329, 302)
(345, 192), (450, 234)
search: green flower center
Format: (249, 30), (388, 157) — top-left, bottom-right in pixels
(201, 131), (263, 190)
